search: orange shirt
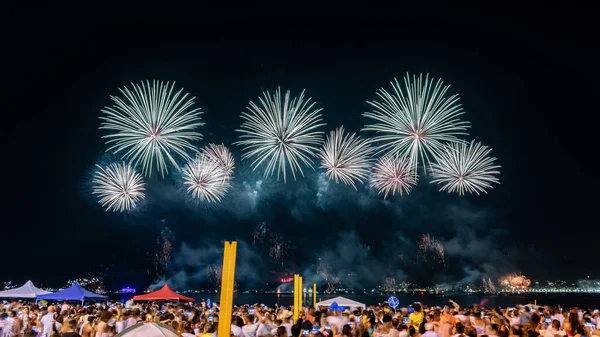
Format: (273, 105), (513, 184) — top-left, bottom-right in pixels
(440, 313), (457, 325)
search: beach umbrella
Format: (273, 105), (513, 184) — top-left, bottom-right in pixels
(116, 322), (180, 337)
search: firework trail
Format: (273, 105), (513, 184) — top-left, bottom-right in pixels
(235, 88), (325, 182)
(317, 260), (341, 293)
(203, 143), (235, 179)
(418, 233), (445, 265)
(183, 153), (231, 202)
(268, 234), (289, 266)
(92, 162), (145, 212)
(482, 277), (497, 293)
(206, 264), (222, 289)
(429, 140), (500, 196)
(100, 80), (204, 178)
(370, 156), (417, 198)
(206, 264), (238, 291)
(363, 73), (469, 173)
(251, 222), (270, 246)
(319, 126), (373, 189)
(381, 277), (397, 292)
(154, 228), (174, 278)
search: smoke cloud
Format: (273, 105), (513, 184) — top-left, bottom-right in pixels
(141, 160), (515, 290)
(151, 240), (264, 290)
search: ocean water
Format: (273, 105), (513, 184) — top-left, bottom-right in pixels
(117, 293), (600, 308)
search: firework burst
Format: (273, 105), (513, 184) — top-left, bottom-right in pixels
(498, 273), (531, 291)
(319, 126), (373, 189)
(235, 88), (325, 182)
(100, 80), (204, 178)
(370, 156), (417, 198)
(363, 73), (469, 172)
(92, 162), (145, 212)
(183, 153), (230, 202)
(429, 140), (500, 195)
(203, 143), (235, 178)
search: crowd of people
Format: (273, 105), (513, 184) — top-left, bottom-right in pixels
(0, 298), (599, 337)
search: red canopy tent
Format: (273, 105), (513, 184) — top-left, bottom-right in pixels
(133, 285), (195, 302)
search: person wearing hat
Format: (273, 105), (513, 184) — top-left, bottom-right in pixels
(278, 310), (294, 337)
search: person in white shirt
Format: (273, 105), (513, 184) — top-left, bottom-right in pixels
(3, 311), (20, 337)
(278, 310), (294, 337)
(544, 320), (566, 337)
(454, 309), (467, 323)
(181, 324), (196, 337)
(257, 316), (276, 337)
(125, 309), (141, 328)
(231, 316), (243, 337)
(60, 302), (70, 314)
(242, 315), (260, 337)
(422, 323), (441, 337)
(551, 310), (565, 328)
(40, 306), (56, 337)
(326, 312), (349, 332)
(115, 313), (126, 334)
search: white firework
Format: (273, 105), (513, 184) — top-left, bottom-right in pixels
(429, 140), (500, 196)
(203, 143), (235, 178)
(100, 80), (204, 178)
(363, 73), (470, 172)
(319, 126), (373, 189)
(370, 156), (417, 198)
(235, 88), (325, 182)
(183, 153), (230, 202)
(92, 162), (145, 212)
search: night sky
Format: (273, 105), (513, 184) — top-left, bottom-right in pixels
(4, 10), (599, 290)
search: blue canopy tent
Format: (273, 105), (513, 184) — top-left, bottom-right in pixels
(37, 284), (107, 304)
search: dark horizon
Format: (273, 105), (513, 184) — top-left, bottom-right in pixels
(4, 10), (599, 290)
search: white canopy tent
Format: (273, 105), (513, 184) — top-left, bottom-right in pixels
(116, 322), (180, 337)
(0, 280), (51, 299)
(316, 296), (366, 309)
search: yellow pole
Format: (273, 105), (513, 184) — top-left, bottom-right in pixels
(218, 241), (237, 337)
(293, 274), (299, 322)
(299, 276), (303, 315)
(313, 283), (316, 308)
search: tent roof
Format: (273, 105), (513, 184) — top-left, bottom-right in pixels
(116, 322), (180, 337)
(316, 296), (366, 309)
(133, 284), (194, 302)
(0, 280), (51, 299)
(37, 284), (107, 301)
